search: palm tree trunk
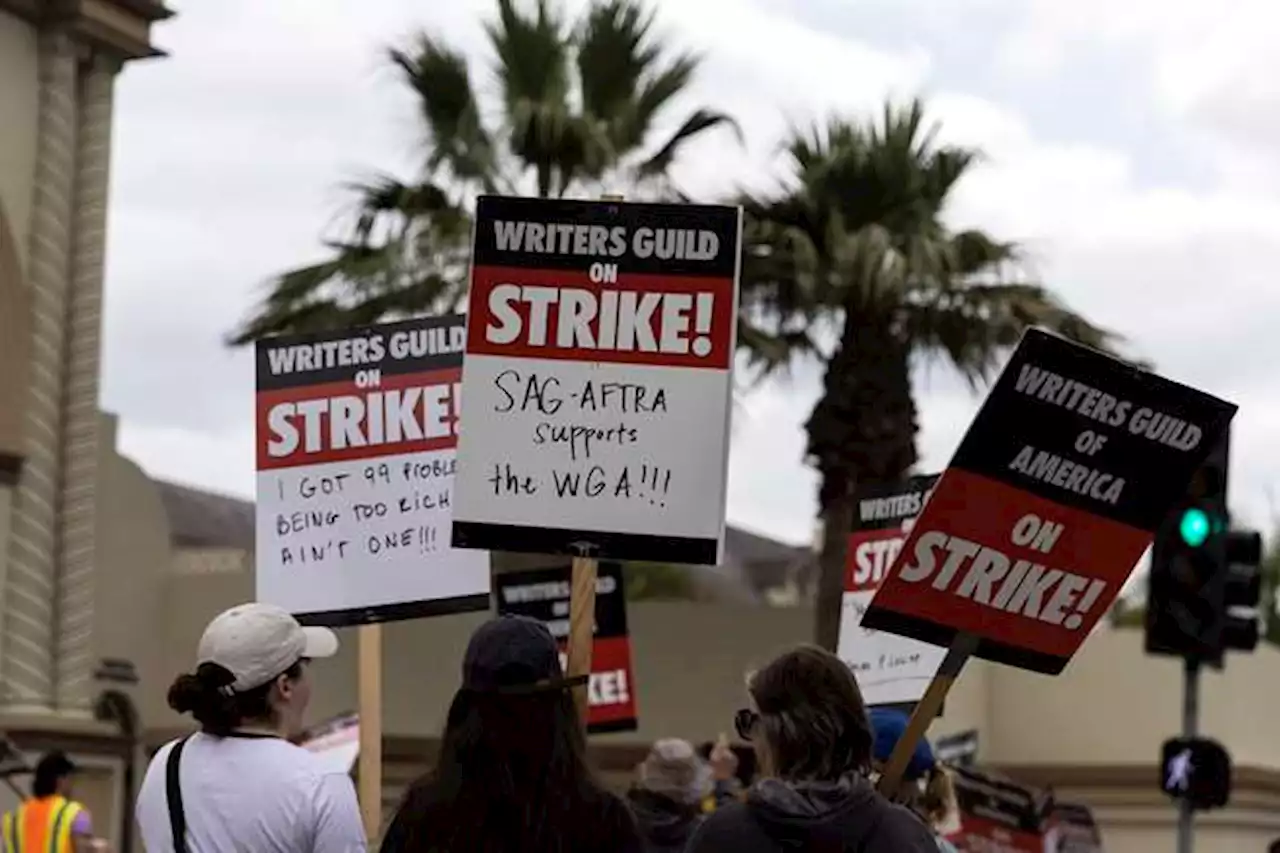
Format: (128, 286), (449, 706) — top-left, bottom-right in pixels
(809, 312), (919, 650)
(813, 472), (854, 650)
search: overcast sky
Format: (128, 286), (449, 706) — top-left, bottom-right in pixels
(103, 0), (1280, 548)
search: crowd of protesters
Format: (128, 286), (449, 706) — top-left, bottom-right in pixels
(78, 602), (967, 852)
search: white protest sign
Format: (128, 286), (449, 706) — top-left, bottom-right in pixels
(451, 196), (742, 564)
(837, 474), (947, 707)
(299, 713), (360, 776)
(254, 316), (490, 625)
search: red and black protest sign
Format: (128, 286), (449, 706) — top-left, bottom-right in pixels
(863, 329), (1237, 674)
(254, 315), (489, 626)
(495, 561), (637, 733)
(839, 474), (947, 708)
(1044, 801), (1103, 853)
(451, 195), (742, 566)
(947, 766), (1044, 853)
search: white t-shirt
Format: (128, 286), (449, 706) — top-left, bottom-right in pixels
(136, 733), (367, 852)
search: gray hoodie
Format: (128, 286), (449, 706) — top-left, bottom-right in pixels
(685, 774), (938, 853)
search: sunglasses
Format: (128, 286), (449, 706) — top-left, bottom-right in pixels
(734, 708), (759, 742)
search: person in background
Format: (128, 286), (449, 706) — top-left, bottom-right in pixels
(135, 602), (364, 852)
(686, 645), (938, 853)
(2, 751), (104, 852)
(379, 616), (641, 853)
(627, 739), (713, 852)
(869, 708), (959, 852)
(698, 737), (756, 807)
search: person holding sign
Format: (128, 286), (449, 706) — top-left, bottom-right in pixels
(379, 616), (641, 853)
(869, 708), (959, 852)
(135, 603), (364, 853)
(686, 646), (937, 853)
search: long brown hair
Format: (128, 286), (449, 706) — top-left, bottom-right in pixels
(748, 645), (874, 781)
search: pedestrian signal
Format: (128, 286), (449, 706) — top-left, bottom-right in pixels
(1160, 736), (1231, 810)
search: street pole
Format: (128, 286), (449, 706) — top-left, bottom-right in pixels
(1177, 657), (1201, 853)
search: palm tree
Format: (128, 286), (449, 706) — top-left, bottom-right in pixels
(227, 0), (739, 344)
(739, 101), (1124, 650)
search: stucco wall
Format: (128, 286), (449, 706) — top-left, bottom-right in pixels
(0, 10), (38, 271)
(93, 412), (174, 712)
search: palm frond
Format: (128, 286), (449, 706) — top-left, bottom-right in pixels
(634, 109), (741, 179)
(389, 35), (499, 189)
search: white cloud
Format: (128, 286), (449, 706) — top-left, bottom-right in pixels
(101, 0), (1280, 555)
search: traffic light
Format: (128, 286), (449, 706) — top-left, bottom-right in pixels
(1145, 432), (1230, 662)
(1221, 530), (1263, 652)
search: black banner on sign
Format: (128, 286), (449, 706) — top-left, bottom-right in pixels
(948, 329), (1236, 534)
(471, 195), (740, 279)
(255, 315), (466, 392)
(853, 474), (939, 533)
(494, 562), (637, 733)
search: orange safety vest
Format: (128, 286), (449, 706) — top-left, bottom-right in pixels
(1, 795), (84, 853)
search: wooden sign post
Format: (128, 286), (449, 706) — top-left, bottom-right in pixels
(357, 623), (383, 842)
(566, 551), (598, 731)
(876, 632), (975, 798)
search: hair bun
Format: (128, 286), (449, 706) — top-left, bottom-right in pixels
(195, 662), (236, 689)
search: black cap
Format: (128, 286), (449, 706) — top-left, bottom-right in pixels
(35, 747), (75, 773)
(462, 616), (586, 693)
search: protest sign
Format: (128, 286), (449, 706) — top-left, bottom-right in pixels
(1043, 802), (1103, 853)
(495, 561), (637, 733)
(451, 195), (742, 565)
(935, 728), (979, 768)
(255, 316), (490, 625)
(299, 712), (360, 776)
(863, 328), (1237, 674)
(838, 474), (945, 706)
(947, 766), (1044, 853)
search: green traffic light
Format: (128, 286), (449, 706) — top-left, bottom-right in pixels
(1179, 508), (1211, 548)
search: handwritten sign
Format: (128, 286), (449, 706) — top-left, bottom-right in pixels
(495, 562), (637, 733)
(863, 328), (1237, 674)
(254, 316), (490, 626)
(451, 196), (742, 564)
(837, 475), (946, 707)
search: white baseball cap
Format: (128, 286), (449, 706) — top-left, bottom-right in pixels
(197, 603), (339, 692)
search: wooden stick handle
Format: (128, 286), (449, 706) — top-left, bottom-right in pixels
(567, 556), (598, 731)
(357, 623), (383, 842)
(876, 632), (977, 798)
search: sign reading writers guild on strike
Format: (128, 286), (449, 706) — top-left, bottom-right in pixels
(838, 474), (947, 707)
(495, 562), (638, 733)
(452, 196), (742, 564)
(255, 316), (490, 626)
(863, 328), (1237, 674)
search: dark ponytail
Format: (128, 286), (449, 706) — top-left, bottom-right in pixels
(168, 661), (301, 736)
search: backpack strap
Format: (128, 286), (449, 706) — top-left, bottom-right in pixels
(166, 737), (192, 853)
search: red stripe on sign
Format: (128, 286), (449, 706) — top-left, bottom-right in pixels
(256, 368), (461, 470)
(953, 817), (1043, 853)
(556, 635), (637, 727)
(466, 265), (735, 370)
(846, 528), (907, 594)
(867, 468), (1150, 660)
